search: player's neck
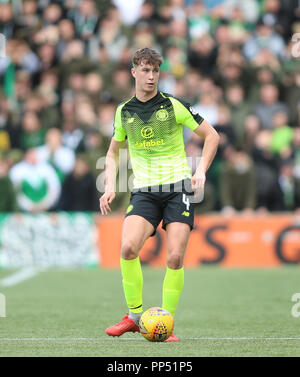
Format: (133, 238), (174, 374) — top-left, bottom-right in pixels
(135, 88), (158, 103)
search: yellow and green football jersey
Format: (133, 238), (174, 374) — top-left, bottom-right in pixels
(113, 91), (204, 188)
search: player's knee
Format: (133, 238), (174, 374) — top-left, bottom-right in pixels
(167, 252), (183, 269)
(121, 241), (139, 260)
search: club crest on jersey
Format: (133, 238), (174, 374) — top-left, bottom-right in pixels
(141, 126), (154, 139)
(156, 109), (169, 121)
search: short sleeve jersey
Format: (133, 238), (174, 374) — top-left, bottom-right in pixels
(113, 91), (204, 188)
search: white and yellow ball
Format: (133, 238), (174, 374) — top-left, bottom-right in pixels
(139, 307), (174, 342)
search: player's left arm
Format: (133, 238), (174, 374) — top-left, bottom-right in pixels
(169, 96), (219, 193)
(192, 120), (220, 193)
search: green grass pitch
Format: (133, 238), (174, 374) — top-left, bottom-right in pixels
(0, 266), (299, 357)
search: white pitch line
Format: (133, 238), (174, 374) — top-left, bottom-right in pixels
(0, 337), (300, 341)
(0, 267), (40, 287)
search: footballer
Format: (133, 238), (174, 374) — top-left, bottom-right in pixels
(100, 48), (219, 341)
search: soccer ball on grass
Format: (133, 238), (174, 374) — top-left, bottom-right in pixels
(139, 307), (174, 342)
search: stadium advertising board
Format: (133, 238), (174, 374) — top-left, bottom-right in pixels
(0, 213), (98, 268)
(98, 214), (300, 267)
(0, 213), (299, 268)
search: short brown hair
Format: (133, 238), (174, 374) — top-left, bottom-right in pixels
(132, 48), (164, 68)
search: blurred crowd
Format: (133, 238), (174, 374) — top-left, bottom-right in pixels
(0, 0), (299, 214)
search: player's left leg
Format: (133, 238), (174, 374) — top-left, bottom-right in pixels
(163, 222), (190, 315)
(163, 222), (191, 341)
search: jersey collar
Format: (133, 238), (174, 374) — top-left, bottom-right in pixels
(134, 91), (161, 105)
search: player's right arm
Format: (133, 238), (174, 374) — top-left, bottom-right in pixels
(99, 138), (126, 215)
(100, 103), (127, 215)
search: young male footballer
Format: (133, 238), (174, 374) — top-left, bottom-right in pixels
(100, 48), (219, 341)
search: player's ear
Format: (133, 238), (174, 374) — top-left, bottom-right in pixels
(131, 67), (136, 79)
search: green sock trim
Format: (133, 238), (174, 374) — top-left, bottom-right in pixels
(120, 256), (143, 314)
(162, 266), (184, 317)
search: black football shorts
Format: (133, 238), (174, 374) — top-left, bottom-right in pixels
(125, 179), (195, 235)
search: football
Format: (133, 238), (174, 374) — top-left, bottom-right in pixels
(139, 307), (174, 342)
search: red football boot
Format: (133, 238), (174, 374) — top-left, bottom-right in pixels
(165, 333), (179, 342)
(105, 314), (140, 337)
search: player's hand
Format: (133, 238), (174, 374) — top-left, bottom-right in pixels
(99, 191), (115, 215)
(191, 170), (205, 203)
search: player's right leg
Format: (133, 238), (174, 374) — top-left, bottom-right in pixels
(105, 215), (155, 337)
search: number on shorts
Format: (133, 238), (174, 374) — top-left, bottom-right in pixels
(182, 194), (190, 211)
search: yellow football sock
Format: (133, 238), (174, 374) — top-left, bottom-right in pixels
(120, 256), (143, 314)
(162, 266), (184, 317)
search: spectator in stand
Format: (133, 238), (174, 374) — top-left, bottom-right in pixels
(62, 119), (85, 153)
(282, 70), (300, 127)
(214, 104), (236, 149)
(36, 70), (61, 130)
(60, 95), (76, 124)
(15, 0), (40, 40)
(0, 2), (15, 40)
(35, 128), (75, 183)
(81, 129), (110, 178)
(242, 114), (261, 153)
(225, 83), (252, 147)
(251, 130), (284, 212)
(292, 128), (300, 182)
(97, 101), (117, 138)
(20, 111), (46, 151)
(162, 45), (187, 79)
(98, 5), (130, 64)
(58, 156), (98, 211)
(109, 65), (134, 103)
(0, 95), (19, 151)
(0, 156), (17, 212)
(135, 0), (156, 29)
(243, 16), (285, 60)
(186, 1), (212, 41)
(270, 111), (294, 157)
(215, 60), (249, 93)
(64, 72), (85, 97)
(193, 90), (219, 127)
(14, 40), (41, 75)
(59, 39), (97, 88)
(68, 0), (100, 43)
(155, 2), (173, 47)
(84, 71), (104, 109)
(278, 160), (300, 211)
(9, 148), (61, 212)
(75, 96), (98, 130)
(42, 3), (63, 28)
(225, 6), (250, 45)
(187, 34), (218, 76)
(248, 66), (280, 105)
(166, 18), (188, 50)
(186, 138), (216, 213)
(261, 0), (286, 38)
(219, 147), (256, 215)
(36, 43), (58, 75)
(56, 19), (76, 59)
(224, 0), (259, 24)
(253, 84), (289, 130)
(13, 70), (32, 115)
(178, 69), (202, 104)
(112, 0), (145, 26)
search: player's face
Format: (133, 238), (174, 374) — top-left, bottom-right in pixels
(132, 61), (160, 94)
